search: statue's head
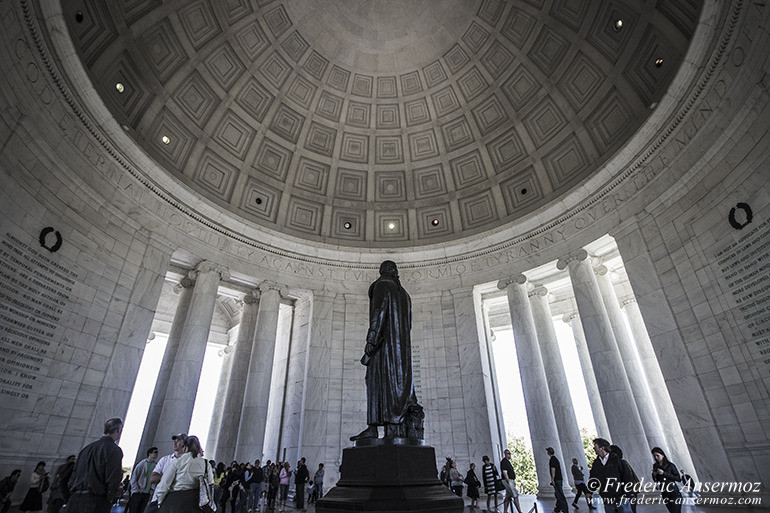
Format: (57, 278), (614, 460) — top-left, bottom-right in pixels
(379, 260), (399, 278)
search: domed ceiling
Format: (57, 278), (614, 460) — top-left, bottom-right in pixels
(62, 0), (700, 247)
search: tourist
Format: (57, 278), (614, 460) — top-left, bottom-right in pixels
(0, 469), (21, 513)
(440, 457), (452, 488)
(213, 462), (227, 507)
(248, 459), (263, 512)
(266, 466), (279, 510)
(225, 462), (244, 513)
(127, 448), (158, 513)
(500, 449), (523, 513)
(278, 462), (291, 512)
(546, 447), (569, 513)
(143, 433), (186, 513)
(66, 418), (124, 513)
(235, 462), (253, 513)
(310, 463), (324, 503)
(570, 457), (595, 510)
(651, 447), (683, 513)
(481, 455), (501, 512)
(47, 455), (76, 513)
(19, 461), (48, 513)
(610, 445), (639, 513)
(464, 462), (481, 508)
(679, 469), (699, 498)
(449, 460), (464, 497)
(294, 458), (309, 511)
(155, 436), (213, 513)
(588, 438), (632, 513)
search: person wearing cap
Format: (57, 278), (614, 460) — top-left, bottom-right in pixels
(142, 434), (187, 513)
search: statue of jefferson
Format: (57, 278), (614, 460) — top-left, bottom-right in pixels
(351, 260), (422, 441)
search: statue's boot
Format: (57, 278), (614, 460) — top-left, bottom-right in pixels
(384, 423), (405, 438)
(350, 425), (378, 441)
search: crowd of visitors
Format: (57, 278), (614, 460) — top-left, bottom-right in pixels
(1, 419), (324, 513)
(439, 437), (692, 513)
(2, 419), (698, 513)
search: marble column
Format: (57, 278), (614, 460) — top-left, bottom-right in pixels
(498, 275), (563, 497)
(529, 286), (586, 485)
(206, 336), (234, 459)
(90, 238), (172, 448)
(235, 281), (286, 460)
(622, 298), (696, 478)
(557, 250), (648, 470)
(562, 312), (610, 438)
(215, 291), (260, 462)
(594, 265), (666, 450)
(153, 261), (229, 448)
(137, 276), (194, 462)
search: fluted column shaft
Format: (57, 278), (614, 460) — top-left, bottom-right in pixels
(138, 277), (194, 462)
(499, 275), (563, 496)
(235, 282), (285, 460)
(529, 287), (586, 486)
(206, 336), (234, 459)
(623, 299), (696, 478)
(215, 292), (260, 461)
(563, 313), (610, 438)
(557, 250), (648, 470)
(154, 262), (229, 447)
(595, 266), (666, 450)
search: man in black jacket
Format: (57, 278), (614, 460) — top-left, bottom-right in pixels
(0, 469), (21, 513)
(294, 458), (309, 511)
(66, 418), (124, 513)
(588, 438), (632, 513)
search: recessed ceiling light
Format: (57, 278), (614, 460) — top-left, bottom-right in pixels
(613, 19), (623, 31)
(655, 58), (664, 67)
(521, 188), (527, 195)
(115, 82), (125, 93)
(431, 219), (439, 226)
(161, 135), (170, 145)
(75, 11), (84, 23)
(387, 222), (396, 230)
(343, 222), (352, 229)
(254, 197), (263, 205)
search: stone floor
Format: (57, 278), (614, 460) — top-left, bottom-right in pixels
(269, 493), (768, 512)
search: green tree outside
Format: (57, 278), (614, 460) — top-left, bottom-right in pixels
(581, 428), (597, 468)
(507, 429), (598, 495)
(507, 436), (538, 494)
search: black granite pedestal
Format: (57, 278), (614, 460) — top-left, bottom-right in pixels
(316, 438), (464, 513)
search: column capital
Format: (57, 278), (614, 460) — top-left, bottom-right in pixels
(258, 280), (288, 297)
(191, 261), (231, 281)
(528, 285), (549, 299)
(594, 264), (610, 276)
(242, 291), (260, 305)
(173, 276), (195, 293)
(562, 312), (579, 324)
(497, 274), (527, 290)
(556, 249), (589, 270)
(620, 297), (637, 308)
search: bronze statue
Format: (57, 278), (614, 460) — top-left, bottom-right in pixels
(351, 261), (423, 441)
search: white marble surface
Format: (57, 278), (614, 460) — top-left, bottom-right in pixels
(560, 252), (649, 471)
(500, 275), (564, 495)
(529, 286), (587, 481)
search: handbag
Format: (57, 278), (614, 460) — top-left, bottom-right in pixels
(199, 461), (217, 513)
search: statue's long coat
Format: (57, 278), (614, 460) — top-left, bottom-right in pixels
(365, 275), (417, 425)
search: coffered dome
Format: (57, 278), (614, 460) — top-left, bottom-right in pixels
(63, 0), (700, 247)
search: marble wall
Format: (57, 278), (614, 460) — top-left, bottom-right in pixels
(0, 0), (769, 505)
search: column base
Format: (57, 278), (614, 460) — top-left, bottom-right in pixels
(316, 440), (464, 513)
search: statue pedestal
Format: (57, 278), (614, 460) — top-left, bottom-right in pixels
(316, 438), (464, 512)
